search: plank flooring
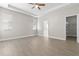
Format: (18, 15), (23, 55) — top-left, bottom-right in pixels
(0, 36), (79, 56)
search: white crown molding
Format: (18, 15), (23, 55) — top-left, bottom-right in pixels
(0, 4), (37, 17)
(39, 3), (71, 17)
(0, 3), (71, 18)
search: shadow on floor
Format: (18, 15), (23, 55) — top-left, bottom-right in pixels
(66, 36), (77, 42)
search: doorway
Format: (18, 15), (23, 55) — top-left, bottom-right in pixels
(43, 20), (48, 37)
(66, 15), (77, 42)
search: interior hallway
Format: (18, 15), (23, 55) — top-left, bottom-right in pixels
(0, 36), (79, 56)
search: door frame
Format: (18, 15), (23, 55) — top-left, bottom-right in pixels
(65, 14), (78, 42)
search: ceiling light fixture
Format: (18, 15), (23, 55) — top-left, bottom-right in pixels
(29, 3), (45, 10)
(35, 5), (38, 8)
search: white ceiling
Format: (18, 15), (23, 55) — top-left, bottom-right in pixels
(0, 3), (70, 17)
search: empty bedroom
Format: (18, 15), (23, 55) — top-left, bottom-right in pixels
(0, 3), (79, 56)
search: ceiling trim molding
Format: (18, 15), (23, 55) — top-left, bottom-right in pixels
(39, 3), (71, 17)
(0, 3), (71, 18)
(0, 4), (37, 17)
(8, 4), (37, 17)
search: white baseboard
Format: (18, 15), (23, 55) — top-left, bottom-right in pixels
(38, 34), (44, 37)
(77, 39), (79, 43)
(0, 34), (34, 41)
(49, 36), (66, 40)
(38, 34), (66, 41)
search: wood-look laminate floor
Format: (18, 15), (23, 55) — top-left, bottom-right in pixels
(0, 36), (79, 56)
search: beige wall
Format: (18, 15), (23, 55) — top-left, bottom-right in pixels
(0, 7), (34, 40)
(38, 4), (79, 42)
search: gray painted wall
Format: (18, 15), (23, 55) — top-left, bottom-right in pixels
(0, 7), (34, 40)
